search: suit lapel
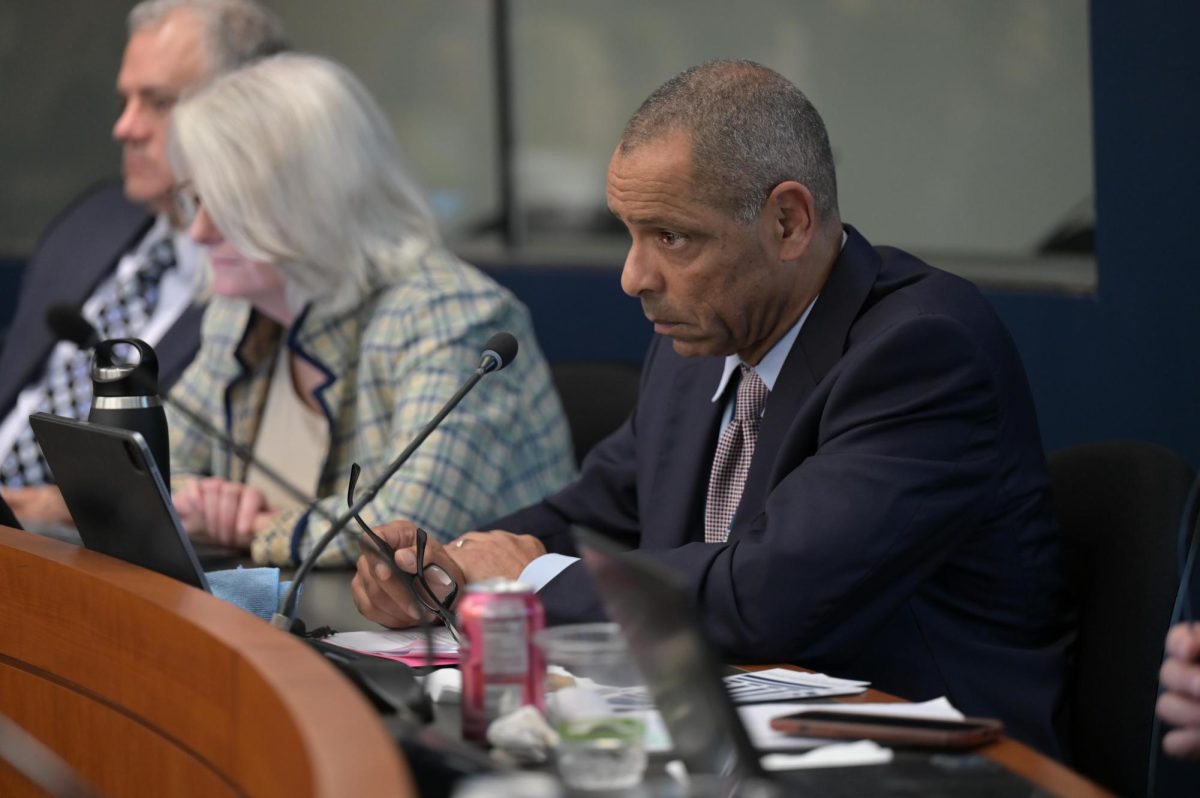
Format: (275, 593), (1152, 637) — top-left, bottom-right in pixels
(791, 226), (881, 387)
(730, 226), (882, 535)
(225, 306), (277, 482)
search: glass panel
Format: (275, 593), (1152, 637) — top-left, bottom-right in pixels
(0, 3), (127, 254)
(509, 0), (1094, 262)
(0, 1), (496, 253)
(283, 0), (497, 240)
(0, 0), (1093, 288)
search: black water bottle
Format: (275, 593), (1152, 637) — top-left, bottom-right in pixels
(88, 338), (171, 485)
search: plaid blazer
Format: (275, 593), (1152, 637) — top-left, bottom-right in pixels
(168, 249), (576, 566)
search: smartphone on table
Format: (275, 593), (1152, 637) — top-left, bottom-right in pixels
(769, 710), (1003, 749)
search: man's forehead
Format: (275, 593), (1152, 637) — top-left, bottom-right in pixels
(606, 135), (712, 225)
(117, 10), (210, 91)
(609, 131), (694, 174)
(612, 132), (695, 176)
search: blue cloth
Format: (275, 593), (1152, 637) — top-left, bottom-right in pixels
(206, 566), (294, 622)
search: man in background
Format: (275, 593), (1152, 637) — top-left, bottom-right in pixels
(354, 60), (1072, 756)
(0, 0), (286, 524)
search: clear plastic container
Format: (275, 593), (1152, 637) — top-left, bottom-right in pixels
(536, 623), (649, 790)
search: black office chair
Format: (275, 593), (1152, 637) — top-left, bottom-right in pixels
(550, 360), (641, 466)
(1050, 440), (1196, 797)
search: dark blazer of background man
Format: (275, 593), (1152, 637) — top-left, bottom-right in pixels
(353, 60), (1073, 757)
(0, 0), (286, 523)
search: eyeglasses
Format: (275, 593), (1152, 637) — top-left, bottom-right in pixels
(171, 181), (202, 227)
(347, 463), (462, 644)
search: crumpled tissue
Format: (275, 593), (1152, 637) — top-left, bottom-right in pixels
(486, 705), (560, 765)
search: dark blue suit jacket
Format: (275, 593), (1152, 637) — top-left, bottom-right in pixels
(494, 226), (1072, 756)
(0, 181), (204, 417)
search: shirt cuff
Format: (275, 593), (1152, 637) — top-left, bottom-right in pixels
(519, 553), (579, 591)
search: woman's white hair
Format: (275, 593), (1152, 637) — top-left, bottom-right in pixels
(169, 53), (442, 313)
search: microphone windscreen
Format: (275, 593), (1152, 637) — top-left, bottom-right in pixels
(480, 332), (518, 372)
(45, 303), (99, 349)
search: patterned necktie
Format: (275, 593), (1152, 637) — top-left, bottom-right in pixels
(0, 237), (177, 487)
(705, 365), (769, 543)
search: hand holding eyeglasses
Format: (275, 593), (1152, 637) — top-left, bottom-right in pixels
(346, 463), (463, 639)
(347, 464), (546, 635)
(351, 518), (466, 633)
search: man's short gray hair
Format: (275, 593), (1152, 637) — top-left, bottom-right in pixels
(170, 53), (442, 313)
(128, 0), (288, 75)
(621, 59), (839, 226)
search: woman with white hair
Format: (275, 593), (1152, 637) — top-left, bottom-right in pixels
(167, 53), (575, 566)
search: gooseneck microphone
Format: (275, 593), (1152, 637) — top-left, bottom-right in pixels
(480, 332), (518, 374)
(273, 331), (519, 628)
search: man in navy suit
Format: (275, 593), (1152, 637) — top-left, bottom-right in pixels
(0, 0), (285, 524)
(354, 60), (1072, 755)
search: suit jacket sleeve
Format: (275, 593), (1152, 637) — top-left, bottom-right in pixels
(533, 315), (1006, 664)
(487, 340), (663, 556)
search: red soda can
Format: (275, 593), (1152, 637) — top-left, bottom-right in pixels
(458, 578), (545, 742)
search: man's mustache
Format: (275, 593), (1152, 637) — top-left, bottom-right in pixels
(641, 298), (673, 322)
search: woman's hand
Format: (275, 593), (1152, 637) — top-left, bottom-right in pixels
(174, 476), (277, 548)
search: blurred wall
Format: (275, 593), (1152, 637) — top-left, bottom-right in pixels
(0, 0), (1195, 463)
(985, 0), (1200, 464)
(0, 1), (1092, 257)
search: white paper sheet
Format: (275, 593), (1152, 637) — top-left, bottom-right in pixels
(760, 739), (895, 770)
(723, 668), (869, 703)
(323, 627), (459, 656)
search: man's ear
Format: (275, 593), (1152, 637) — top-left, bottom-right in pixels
(763, 181), (817, 262)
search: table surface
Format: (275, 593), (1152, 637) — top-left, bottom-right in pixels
(24, 528), (1112, 797)
(293, 565), (382, 632)
(741, 664), (1110, 797)
(289, 563), (1112, 797)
